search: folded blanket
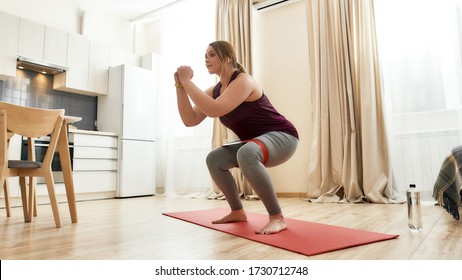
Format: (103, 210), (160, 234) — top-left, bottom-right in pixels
(433, 145), (462, 221)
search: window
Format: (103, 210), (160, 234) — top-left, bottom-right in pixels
(375, 0), (462, 116)
(375, 0), (462, 196)
(138, 0), (216, 197)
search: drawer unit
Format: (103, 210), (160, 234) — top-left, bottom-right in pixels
(71, 131), (118, 194)
(73, 171), (117, 193)
(73, 133), (117, 148)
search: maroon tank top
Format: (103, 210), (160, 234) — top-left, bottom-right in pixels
(212, 71), (299, 140)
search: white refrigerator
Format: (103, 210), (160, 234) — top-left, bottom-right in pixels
(97, 64), (156, 198)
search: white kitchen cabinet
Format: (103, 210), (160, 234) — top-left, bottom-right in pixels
(43, 26), (68, 66)
(17, 18), (68, 67)
(72, 172), (117, 194)
(53, 33), (90, 94)
(17, 18), (45, 61)
(72, 131), (118, 194)
(0, 11), (19, 80)
(0, 131), (118, 200)
(53, 34), (110, 96)
(88, 41), (109, 95)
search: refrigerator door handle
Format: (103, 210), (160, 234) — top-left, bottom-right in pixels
(119, 141), (123, 160)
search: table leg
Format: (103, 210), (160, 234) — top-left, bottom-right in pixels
(57, 121), (78, 223)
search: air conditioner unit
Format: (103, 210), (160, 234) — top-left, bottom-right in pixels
(253, 0), (302, 12)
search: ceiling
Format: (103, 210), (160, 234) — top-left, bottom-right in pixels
(80, 0), (181, 21)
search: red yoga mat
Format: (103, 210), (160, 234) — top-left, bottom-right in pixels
(163, 208), (399, 256)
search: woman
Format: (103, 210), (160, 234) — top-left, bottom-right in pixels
(174, 40), (298, 234)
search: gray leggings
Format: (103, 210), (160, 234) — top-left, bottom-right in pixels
(206, 131), (298, 215)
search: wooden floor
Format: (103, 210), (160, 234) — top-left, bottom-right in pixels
(0, 196), (461, 260)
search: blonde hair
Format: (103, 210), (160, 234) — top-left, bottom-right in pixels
(209, 41), (246, 73)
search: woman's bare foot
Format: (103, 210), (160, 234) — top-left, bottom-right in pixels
(256, 214), (287, 234)
(212, 209), (247, 224)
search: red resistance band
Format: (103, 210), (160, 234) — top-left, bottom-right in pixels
(243, 139), (269, 165)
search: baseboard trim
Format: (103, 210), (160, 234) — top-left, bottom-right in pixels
(276, 192), (308, 198)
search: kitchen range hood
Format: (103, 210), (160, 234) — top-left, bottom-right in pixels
(17, 55), (68, 75)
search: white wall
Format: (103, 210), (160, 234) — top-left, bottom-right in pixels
(0, 0), (133, 52)
(0, 0), (81, 34)
(252, 0), (311, 194)
(81, 10), (133, 52)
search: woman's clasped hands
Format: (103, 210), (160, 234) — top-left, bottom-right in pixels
(176, 65), (194, 83)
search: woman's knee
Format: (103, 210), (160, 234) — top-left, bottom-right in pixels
(206, 149), (221, 169)
(206, 147), (237, 171)
(236, 143), (261, 168)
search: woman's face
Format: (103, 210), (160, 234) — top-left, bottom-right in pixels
(205, 46), (222, 75)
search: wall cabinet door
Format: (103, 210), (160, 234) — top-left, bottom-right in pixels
(17, 18), (45, 60)
(66, 33), (89, 90)
(53, 34), (111, 96)
(18, 18), (68, 68)
(0, 11), (19, 79)
(44, 26), (68, 66)
(53, 33), (90, 94)
(88, 41), (109, 95)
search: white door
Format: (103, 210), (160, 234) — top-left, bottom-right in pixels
(117, 140), (156, 197)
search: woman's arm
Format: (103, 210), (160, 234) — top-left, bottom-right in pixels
(174, 71), (207, 127)
(177, 66), (255, 118)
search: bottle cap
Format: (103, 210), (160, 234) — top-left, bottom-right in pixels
(410, 184), (416, 188)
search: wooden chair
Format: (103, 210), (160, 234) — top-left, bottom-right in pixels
(0, 101), (65, 228)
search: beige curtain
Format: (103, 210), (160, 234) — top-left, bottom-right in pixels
(210, 0), (255, 199)
(306, 0), (401, 203)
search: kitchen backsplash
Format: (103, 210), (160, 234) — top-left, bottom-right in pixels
(0, 69), (97, 130)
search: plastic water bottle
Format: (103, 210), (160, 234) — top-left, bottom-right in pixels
(406, 184), (422, 232)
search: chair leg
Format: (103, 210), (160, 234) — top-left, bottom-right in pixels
(19, 177), (31, 222)
(43, 172), (61, 228)
(2, 179), (10, 217)
(33, 183), (38, 217)
(28, 176), (36, 219)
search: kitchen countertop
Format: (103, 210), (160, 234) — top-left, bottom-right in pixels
(69, 128), (118, 137)
(65, 115), (117, 136)
(64, 115), (83, 124)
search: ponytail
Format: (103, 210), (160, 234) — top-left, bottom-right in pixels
(235, 62), (246, 73)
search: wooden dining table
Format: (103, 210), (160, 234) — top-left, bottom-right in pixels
(56, 115), (82, 224)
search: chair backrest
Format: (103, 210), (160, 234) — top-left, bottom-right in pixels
(0, 102), (64, 165)
(0, 102), (64, 139)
